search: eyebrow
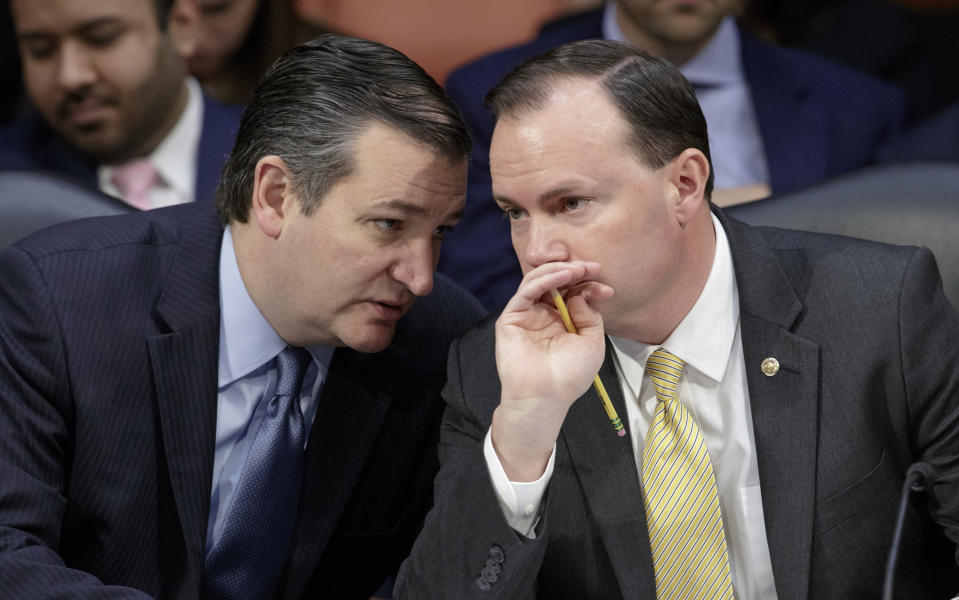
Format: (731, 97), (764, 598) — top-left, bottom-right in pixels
(372, 199), (464, 222)
(17, 17), (124, 42)
(494, 186), (581, 207)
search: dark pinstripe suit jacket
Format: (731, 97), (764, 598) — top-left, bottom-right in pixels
(396, 209), (959, 599)
(0, 203), (485, 599)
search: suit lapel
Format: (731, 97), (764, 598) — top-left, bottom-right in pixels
(739, 27), (827, 194)
(279, 345), (400, 598)
(720, 210), (820, 600)
(560, 342), (657, 598)
(147, 206), (224, 595)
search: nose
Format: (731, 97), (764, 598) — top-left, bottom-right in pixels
(56, 41), (97, 91)
(518, 218), (569, 270)
(391, 241), (435, 297)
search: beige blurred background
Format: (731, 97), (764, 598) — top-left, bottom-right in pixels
(294, 0), (602, 84)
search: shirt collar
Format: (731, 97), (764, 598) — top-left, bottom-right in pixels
(603, 2), (742, 87)
(150, 77), (203, 201)
(610, 212), (740, 389)
(680, 16), (742, 87)
(602, 0), (627, 43)
(217, 226), (335, 388)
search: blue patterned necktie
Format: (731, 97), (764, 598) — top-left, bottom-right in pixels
(205, 346), (312, 600)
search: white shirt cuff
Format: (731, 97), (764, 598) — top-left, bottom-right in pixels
(483, 428), (555, 538)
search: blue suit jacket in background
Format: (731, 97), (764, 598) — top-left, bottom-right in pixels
(437, 9), (906, 310)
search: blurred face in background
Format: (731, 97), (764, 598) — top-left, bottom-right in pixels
(617, 0), (739, 61)
(188, 0), (260, 78)
(11, 0), (195, 163)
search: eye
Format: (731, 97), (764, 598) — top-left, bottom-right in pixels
(83, 23), (125, 48)
(201, 1), (233, 15)
(373, 218), (400, 232)
(432, 225), (454, 240)
(86, 31), (121, 48)
(561, 198), (589, 212)
(501, 207), (527, 221)
(21, 39), (57, 60)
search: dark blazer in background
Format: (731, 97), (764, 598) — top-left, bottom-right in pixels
(437, 9), (907, 309)
(0, 203), (486, 599)
(0, 93), (243, 205)
(396, 209), (959, 599)
(878, 100), (959, 163)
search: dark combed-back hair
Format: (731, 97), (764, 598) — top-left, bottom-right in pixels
(215, 34), (471, 224)
(485, 39), (713, 199)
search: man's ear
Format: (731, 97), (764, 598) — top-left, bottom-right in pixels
(669, 148), (710, 226)
(167, 0), (199, 60)
(251, 156), (298, 239)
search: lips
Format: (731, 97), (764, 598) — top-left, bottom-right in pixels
(368, 300), (408, 321)
(65, 104), (112, 128)
(57, 93), (116, 128)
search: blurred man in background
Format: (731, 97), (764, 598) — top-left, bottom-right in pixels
(0, 0), (242, 208)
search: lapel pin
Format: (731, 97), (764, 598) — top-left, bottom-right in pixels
(761, 357), (780, 376)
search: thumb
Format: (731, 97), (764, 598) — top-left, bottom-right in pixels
(564, 291), (605, 335)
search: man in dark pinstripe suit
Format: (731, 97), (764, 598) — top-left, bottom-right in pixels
(0, 35), (484, 599)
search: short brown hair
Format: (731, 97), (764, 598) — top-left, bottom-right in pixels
(486, 39), (714, 199)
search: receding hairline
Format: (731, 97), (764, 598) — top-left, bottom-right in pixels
(490, 75), (657, 169)
(488, 72), (609, 122)
(486, 50), (661, 116)
(485, 38), (714, 197)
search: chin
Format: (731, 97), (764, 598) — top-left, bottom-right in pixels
(68, 133), (124, 164)
(340, 324), (396, 354)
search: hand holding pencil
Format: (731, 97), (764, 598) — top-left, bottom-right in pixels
(491, 261), (616, 482)
(550, 289), (625, 437)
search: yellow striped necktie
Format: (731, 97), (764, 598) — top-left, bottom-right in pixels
(642, 348), (733, 600)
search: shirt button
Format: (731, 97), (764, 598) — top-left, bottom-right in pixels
(523, 504), (535, 517)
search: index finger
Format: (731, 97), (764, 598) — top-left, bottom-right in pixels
(504, 261), (603, 314)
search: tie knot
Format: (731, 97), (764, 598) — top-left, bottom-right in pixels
(110, 158), (158, 210)
(274, 346), (312, 397)
(646, 348), (685, 403)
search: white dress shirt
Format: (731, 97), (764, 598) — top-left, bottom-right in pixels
(205, 226), (335, 552)
(485, 215), (779, 599)
(98, 77), (204, 209)
(604, 3), (771, 189)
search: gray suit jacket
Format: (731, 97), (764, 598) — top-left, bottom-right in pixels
(396, 210), (959, 599)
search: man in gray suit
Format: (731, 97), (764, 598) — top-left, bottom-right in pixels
(395, 40), (959, 599)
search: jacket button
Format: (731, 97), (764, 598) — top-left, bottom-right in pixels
(481, 565), (499, 583)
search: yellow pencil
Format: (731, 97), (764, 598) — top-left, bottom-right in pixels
(550, 288), (626, 437)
